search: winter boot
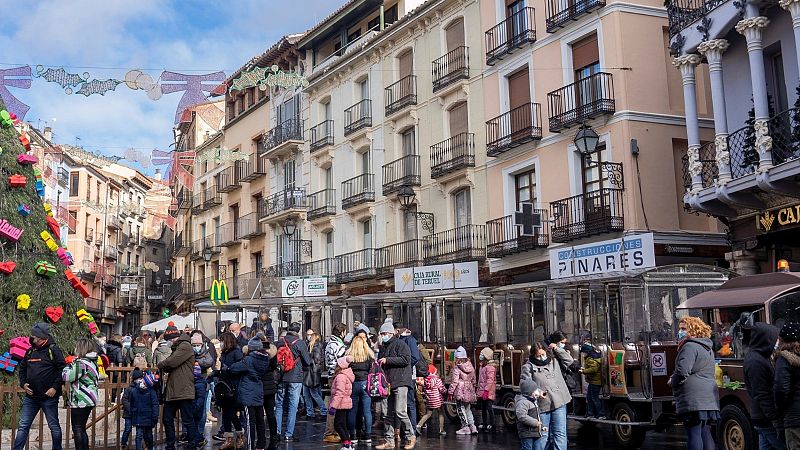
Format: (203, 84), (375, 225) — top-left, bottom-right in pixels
(219, 433), (236, 450)
(235, 431), (246, 448)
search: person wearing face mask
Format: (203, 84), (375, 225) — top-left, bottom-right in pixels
(477, 347), (498, 432)
(743, 323), (785, 450)
(157, 325), (200, 450)
(128, 337), (153, 368)
(375, 319), (415, 450)
(190, 331), (214, 447)
(13, 323), (66, 450)
(669, 316), (719, 450)
(515, 379), (550, 450)
(549, 331), (579, 393)
(324, 323), (349, 443)
(303, 330), (325, 420)
(520, 341), (574, 450)
(775, 321), (800, 448)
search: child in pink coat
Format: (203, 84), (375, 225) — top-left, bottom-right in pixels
(331, 356), (355, 450)
(477, 347), (498, 432)
(448, 346), (478, 435)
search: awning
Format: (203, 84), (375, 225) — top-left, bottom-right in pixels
(141, 312), (197, 332)
(678, 272), (800, 309)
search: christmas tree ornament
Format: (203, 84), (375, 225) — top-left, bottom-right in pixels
(46, 216), (60, 239)
(16, 154), (37, 165)
(43, 203), (54, 217)
(35, 180), (44, 196)
(87, 321), (99, 335)
(0, 352), (18, 373)
(0, 219), (23, 242)
(65, 355), (76, 364)
(0, 260), (16, 274)
(45, 306), (64, 323)
(17, 203), (30, 216)
(16, 294), (31, 311)
(18, 133), (30, 151)
(9, 336), (31, 360)
(40, 231), (59, 251)
(57, 248), (73, 266)
(8, 173), (26, 187)
(35, 260), (57, 277)
(0, 110), (12, 128)
(76, 309), (94, 324)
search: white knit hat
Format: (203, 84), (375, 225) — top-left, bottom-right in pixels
(454, 346), (467, 359)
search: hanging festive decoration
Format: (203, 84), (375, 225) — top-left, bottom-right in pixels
(195, 146), (248, 164)
(0, 66), (32, 120)
(87, 321), (99, 335)
(46, 216), (61, 239)
(35, 260), (57, 277)
(152, 149), (196, 187)
(76, 78), (123, 97)
(18, 133), (31, 151)
(16, 154), (37, 165)
(229, 65), (308, 93)
(43, 202), (53, 217)
(0, 261), (17, 274)
(45, 306), (64, 323)
(34, 66), (89, 94)
(76, 309), (94, 324)
(17, 204), (30, 217)
(8, 174), (27, 187)
(65, 269), (90, 298)
(34, 168), (44, 196)
(0, 219), (23, 241)
(40, 231), (59, 252)
(9, 336), (31, 360)
(160, 70), (226, 123)
(124, 69), (162, 100)
(57, 248), (73, 266)
(0, 352), (18, 373)
(16, 294), (31, 311)
(0, 110), (13, 128)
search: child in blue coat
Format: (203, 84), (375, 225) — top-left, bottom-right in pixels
(128, 369), (160, 450)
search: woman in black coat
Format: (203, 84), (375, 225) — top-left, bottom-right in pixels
(775, 321), (800, 449)
(259, 333), (279, 450)
(216, 332), (244, 448)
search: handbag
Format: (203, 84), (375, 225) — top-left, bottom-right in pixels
(303, 362), (321, 388)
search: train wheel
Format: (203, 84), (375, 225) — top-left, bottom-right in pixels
(611, 402), (646, 449)
(444, 402), (460, 424)
(500, 392), (517, 430)
(717, 404), (754, 450)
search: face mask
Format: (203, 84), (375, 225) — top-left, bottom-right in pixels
(537, 355), (548, 362)
(479, 354), (485, 361)
(192, 346), (202, 354)
(307, 336), (313, 341)
(677, 330), (687, 340)
(381, 335), (391, 344)
(558, 343), (566, 349)
(136, 379), (147, 389)
(123, 342), (131, 348)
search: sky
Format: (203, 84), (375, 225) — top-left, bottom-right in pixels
(0, 0), (342, 174)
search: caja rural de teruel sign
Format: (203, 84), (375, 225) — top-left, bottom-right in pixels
(394, 261), (479, 293)
(549, 233), (656, 280)
(756, 203), (800, 233)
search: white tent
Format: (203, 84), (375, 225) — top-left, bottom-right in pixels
(141, 312), (197, 332)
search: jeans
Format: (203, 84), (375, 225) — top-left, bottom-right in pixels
(193, 380), (208, 438)
(417, 407), (445, 433)
(546, 405), (568, 450)
(334, 408), (351, 443)
(586, 384), (605, 417)
(521, 437), (543, 450)
(70, 407), (93, 450)
(163, 399), (197, 450)
(121, 417), (133, 445)
(348, 380), (373, 437)
(683, 417), (715, 450)
(135, 426), (154, 450)
(275, 382), (303, 438)
(480, 399), (495, 427)
(384, 386), (414, 442)
(755, 426), (786, 450)
(303, 384), (325, 416)
(534, 410), (551, 450)
(247, 405), (266, 449)
(407, 386), (418, 431)
(13, 396), (62, 450)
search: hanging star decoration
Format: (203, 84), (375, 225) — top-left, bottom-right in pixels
(0, 66), (32, 120)
(160, 71), (226, 123)
(75, 78), (122, 97)
(34, 66), (89, 94)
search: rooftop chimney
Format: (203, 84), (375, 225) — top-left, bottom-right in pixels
(43, 126), (52, 141)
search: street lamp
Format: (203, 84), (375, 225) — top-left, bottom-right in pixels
(397, 185), (417, 209)
(282, 218), (297, 237)
(573, 124), (600, 161)
(202, 247), (213, 262)
(396, 185), (435, 234)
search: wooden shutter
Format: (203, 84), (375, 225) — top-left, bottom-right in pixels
(449, 102), (469, 136)
(445, 19), (465, 52)
(399, 51), (414, 78)
(508, 67), (531, 110)
(572, 33), (599, 70)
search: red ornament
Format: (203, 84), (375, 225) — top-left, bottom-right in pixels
(9, 174), (26, 187)
(0, 261), (16, 274)
(46, 217), (61, 240)
(18, 134), (31, 151)
(45, 306), (64, 323)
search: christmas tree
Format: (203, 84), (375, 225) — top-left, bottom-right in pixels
(0, 99), (87, 375)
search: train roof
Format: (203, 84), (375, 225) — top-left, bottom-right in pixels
(678, 272), (800, 309)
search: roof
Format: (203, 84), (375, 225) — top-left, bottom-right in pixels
(678, 272), (800, 309)
(296, 0), (371, 49)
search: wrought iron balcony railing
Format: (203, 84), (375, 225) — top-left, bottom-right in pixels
(85, 297), (104, 314)
(547, 72), (615, 132)
(342, 174), (375, 209)
(310, 120), (335, 152)
(667, 0), (726, 39)
(430, 133), (475, 178)
(203, 186), (222, 209)
(238, 153), (268, 182)
(191, 192), (204, 214)
(423, 224), (487, 265)
(336, 248), (377, 283)
(546, 0), (605, 33)
(217, 166), (241, 193)
(383, 155), (421, 196)
(486, 7), (537, 66)
(307, 189), (337, 220)
(550, 187), (624, 243)
(302, 258), (338, 278)
(107, 215), (121, 230)
(487, 103), (543, 156)
(376, 239), (425, 276)
(175, 188), (191, 213)
(238, 212), (265, 239)
(768, 108), (800, 167)
(264, 261), (306, 278)
(262, 118), (304, 154)
(385, 75), (417, 116)
(258, 189), (308, 220)
(103, 245), (118, 260)
(727, 124), (757, 179)
(345, 99), (372, 136)
(218, 222), (241, 247)
(433, 46), (470, 92)
(173, 232), (191, 257)
(681, 141), (718, 191)
(487, 212), (550, 258)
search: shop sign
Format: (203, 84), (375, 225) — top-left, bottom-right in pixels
(279, 277), (328, 298)
(549, 233), (655, 280)
(757, 203), (800, 233)
(394, 261), (479, 293)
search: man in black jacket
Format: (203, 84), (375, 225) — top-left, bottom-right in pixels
(13, 323), (66, 450)
(376, 320), (415, 450)
(274, 322), (311, 441)
(744, 323), (785, 449)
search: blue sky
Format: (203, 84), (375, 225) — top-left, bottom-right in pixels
(0, 0), (341, 174)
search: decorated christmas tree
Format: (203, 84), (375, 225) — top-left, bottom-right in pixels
(0, 99), (88, 376)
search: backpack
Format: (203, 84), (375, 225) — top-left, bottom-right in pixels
(367, 361), (390, 398)
(214, 380), (237, 405)
(132, 351), (148, 370)
(276, 337), (298, 375)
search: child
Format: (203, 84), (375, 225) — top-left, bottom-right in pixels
(579, 343), (606, 419)
(477, 347), (498, 432)
(129, 369), (160, 450)
(331, 356), (355, 450)
(515, 379), (548, 450)
(448, 346), (478, 435)
(121, 376), (133, 448)
(417, 363), (447, 436)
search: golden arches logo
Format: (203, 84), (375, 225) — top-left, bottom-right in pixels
(210, 279), (229, 306)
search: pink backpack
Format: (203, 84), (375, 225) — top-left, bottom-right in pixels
(367, 361), (390, 398)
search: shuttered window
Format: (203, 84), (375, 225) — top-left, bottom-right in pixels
(449, 102), (468, 137)
(399, 50), (414, 78)
(508, 67), (531, 110)
(572, 33), (599, 72)
(445, 19), (465, 51)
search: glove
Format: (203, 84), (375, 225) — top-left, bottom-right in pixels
(482, 391), (489, 401)
(328, 407), (336, 416)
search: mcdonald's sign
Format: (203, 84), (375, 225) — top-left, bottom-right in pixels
(210, 279), (229, 306)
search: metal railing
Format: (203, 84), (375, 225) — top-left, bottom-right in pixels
(342, 173), (375, 209)
(486, 103), (543, 156)
(173, 232), (191, 257)
(217, 166), (241, 193)
(667, 0), (726, 38)
(727, 124), (757, 179)
(431, 133), (476, 178)
(376, 239), (425, 276)
(768, 108), (800, 166)
(547, 72), (615, 132)
(175, 188), (191, 212)
(345, 99), (372, 136)
(336, 248), (377, 283)
(423, 224), (487, 264)
(681, 141), (718, 190)
(203, 186), (222, 209)
(107, 215), (121, 230)
(264, 261), (306, 278)
(85, 297), (104, 313)
(238, 212), (265, 238)
(433, 46), (470, 92)
(385, 75), (417, 116)
(383, 155), (421, 196)
(310, 120), (335, 152)
(307, 189), (337, 220)
(550, 188), (624, 243)
(486, 7), (537, 65)
(57, 167), (69, 187)
(238, 153), (268, 182)
(103, 245), (118, 260)
(258, 188), (308, 219)
(546, 0), (605, 33)
(303, 258), (339, 278)
(487, 213), (550, 258)
(262, 118), (304, 154)
(191, 191), (204, 214)
(218, 222), (241, 247)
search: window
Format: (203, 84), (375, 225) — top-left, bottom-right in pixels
(385, 4), (398, 24)
(359, 78), (369, 100)
(362, 220), (372, 249)
(581, 143), (607, 194)
(283, 160), (296, 190)
(324, 167), (333, 189)
(324, 231), (334, 258)
(247, 88), (255, 107)
(253, 252), (263, 274)
(323, 100), (332, 121)
(449, 102), (468, 137)
(361, 151), (371, 175)
(508, 67), (531, 110)
(348, 27), (362, 44)
(404, 205), (418, 240)
(445, 18), (465, 52)
(398, 50), (414, 79)
(69, 173), (79, 196)
(453, 189), (472, 228)
(86, 175), (92, 201)
(507, 0), (527, 38)
(515, 169), (537, 211)
(368, 16), (380, 31)
(401, 128), (416, 156)
(213, 217), (221, 246)
(768, 51), (788, 112)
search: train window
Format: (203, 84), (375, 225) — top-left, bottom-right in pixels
(419, 301), (438, 343)
(466, 301), (494, 345)
(532, 290), (546, 344)
(710, 306), (763, 359)
(494, 297), (509, 344)
(771, 291), (800, 328)
(621, 287), (646, 342)
(607, 289), (624, 343)
(445, 301), (464, 345)
(364, 303), (382, 333)
(553, 289), (579, 344)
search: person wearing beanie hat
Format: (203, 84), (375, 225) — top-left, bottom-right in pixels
(516, 379), (547, 449)
(303, 330), (325, 422)
(449, 345), (478, 436)
(274, 319), (312, 442)
(13, 323), (66, 450)
(521, 341), (575, 450)
(156, 323), (199, 450)
(189, 330), (214, 445)
(376, 319), (415, 450)
(127, 363), (159, 450)
(395, 323), (421, 431)
(417, 358), (447, 436)
(477, 347), (499, 432)
(743, 323), (782, 449)
(776, 321), (800, 447)
(323, 323), (349, 443)
(162, 325), (180, 342)
(578, 344), (605, 419)
(330, 356), (356, 449)
(227, 332), (272, 450)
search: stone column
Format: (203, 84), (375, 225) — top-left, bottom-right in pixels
(698, 39), (733, 182)
(673, 54), (703, 191)
(736, 16), (774, 168)
(780, 0), (800, 76)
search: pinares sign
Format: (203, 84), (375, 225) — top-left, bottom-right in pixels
(549, 233), (655, 279)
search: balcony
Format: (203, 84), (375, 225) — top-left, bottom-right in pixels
(238, 212), (265, 239)
(103, 245), (118, 260)
(217, 167), (241, 193)
(191, 192), (204, 214)
(383, 155), (421, 196)
(190, 237), (220, 261)
(546, 0), (605, 33)
(175, 188), (192, 213)
(376, 239), (425, 277)
(344, 100), (372, 136)
(550, 188), (624, 243)
(486, 212), (550, 258)
(431, 133), (476, 179)
(487, 103), (543, 156)
(218, 222), (242, 247)
(342, 174), (375, 210)
(423, 224), (487, 265)
(80, 260), (97, 280)
(57, 167), (69, 187)
(264, 261), (306, 278)
(262, 118), (304, 159)
(385, 75), (417, 116)
(680, 141), (718, 191)
(336, 248), (377, 284)
(307, 189), (337, 221)
(547, 72), (615, 132)
(486, 7), (537, 66)
(667, 0), (726, 39)
(107, 215), (121, 230)
(310, 120), (334, 152)
(85, 297), (104, 314)
(238, 153), (268, 182)
(258, 188), (308, 224)
(433, 46), (470, 93)
(302, 258), (338, 278)
(173, 232), (191, 257)
(203, 186), (222, 209)
(102, 274), (117, 290)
